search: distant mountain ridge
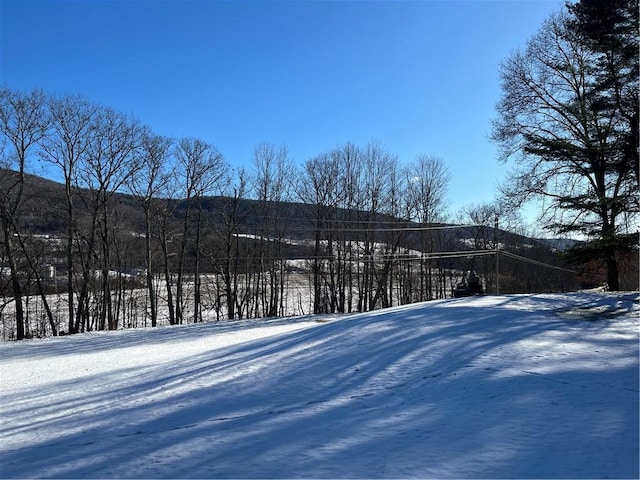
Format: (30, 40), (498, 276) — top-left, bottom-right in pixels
(3, 168), (550, 252)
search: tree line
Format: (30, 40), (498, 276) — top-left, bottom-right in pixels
(0, 87), (576, 340)
(0, 86), (472, 339)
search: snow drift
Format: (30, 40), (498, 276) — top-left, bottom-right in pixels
(0, 292), (638, 479)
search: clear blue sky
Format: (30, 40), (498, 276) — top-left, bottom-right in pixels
(1, 0), (563, 219)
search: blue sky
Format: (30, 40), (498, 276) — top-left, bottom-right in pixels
(1, 0), (563, 220)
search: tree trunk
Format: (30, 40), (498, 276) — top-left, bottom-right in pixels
(3, 226), (25, 340)
(605, 254), (620, 291)
(145, 214), (157, 327)
(65, 185), (75, 334)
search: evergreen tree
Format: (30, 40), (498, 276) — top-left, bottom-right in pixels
(492, 2), (639, 290)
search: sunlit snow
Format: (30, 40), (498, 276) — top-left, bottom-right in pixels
(0, 292), (638, 479)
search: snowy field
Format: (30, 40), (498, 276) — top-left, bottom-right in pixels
(0, 292), (638, 479)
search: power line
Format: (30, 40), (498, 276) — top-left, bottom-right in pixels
(499, 250), (606, 279)
(199, 250), (496, 264)
(199, 247), (605, 281)
(235, 223), (489, 234)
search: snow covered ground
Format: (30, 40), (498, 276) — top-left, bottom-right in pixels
(0, 292), (638, 479)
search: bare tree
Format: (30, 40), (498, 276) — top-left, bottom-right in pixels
(157, 177), (180, 326)
(298, 152), (346, 314)
(404, 154), (451, 300)
(0, 88), (49, 339)
(173, 137), (226, 323)
(405, 155), (450, 224)
(298, 142), (409, 313)
(370, 148), (403, 308)
(74, 106), (144, 331)
(213, 169), (250, 320)
(334, 143), (361, 313)
(40, 93), (98, 334)
(358, 141), (398, 310)
(251, 142), (294, 317)
(128, 132), (173, 327)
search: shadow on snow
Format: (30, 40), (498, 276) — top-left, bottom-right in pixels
(0, 293), (638, 478)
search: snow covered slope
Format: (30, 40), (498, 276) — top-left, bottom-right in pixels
(1, 293), (638, 479)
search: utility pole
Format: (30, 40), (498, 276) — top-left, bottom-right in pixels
(494, 215), (499, 295)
